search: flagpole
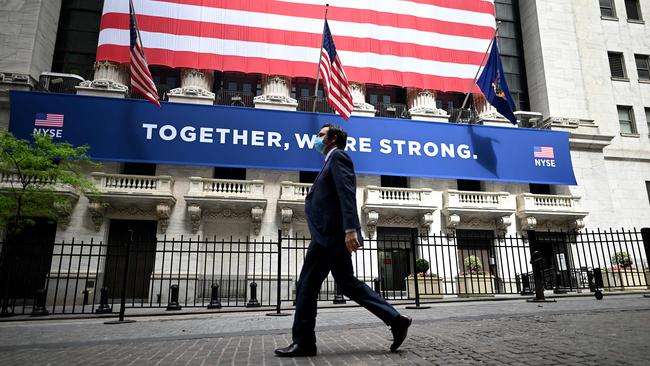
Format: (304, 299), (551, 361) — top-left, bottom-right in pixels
(312, 4), (329, 113)
(458, 22), (500, 112)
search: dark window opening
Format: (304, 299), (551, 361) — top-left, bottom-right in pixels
(617, 105), (637, 134)
(608, 52), (627, 79)
(600, 0), (616, 18)
(530, 184), (552, 195)
(213, 167), (246, 180)
(51, 0), (105, 80)
(381, 175), (408, 188)
(495, 0), (529, 111)
(121, 163), (156, 176)
(457, 179), (482, 192)
(625, 0), (642, 21)
(635, 54), (650, 81)
(299, 171), (318, 184)
(646, 181), (650, 205)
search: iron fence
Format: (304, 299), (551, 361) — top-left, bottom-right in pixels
(1, 228), (648, 317)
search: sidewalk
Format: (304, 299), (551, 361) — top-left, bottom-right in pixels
(0, 295), (648, 365)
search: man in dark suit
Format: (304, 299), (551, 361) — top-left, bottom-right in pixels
(275, 124), (412, 357)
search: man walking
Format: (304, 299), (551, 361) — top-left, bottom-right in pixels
(275, 124), (412, 357)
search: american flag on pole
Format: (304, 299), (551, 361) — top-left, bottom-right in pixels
(129, 0), (160, 107)
(533, 146), (555, 159)
(34, 113), (64, 128)
(97, 0), (496, 92)
(319, 20), (353, 120)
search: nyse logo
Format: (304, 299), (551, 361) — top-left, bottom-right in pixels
(33, 113), (64, 138)
(533, 146), (555, 168)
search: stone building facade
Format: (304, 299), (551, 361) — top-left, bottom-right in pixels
(0, 0), (649, 308)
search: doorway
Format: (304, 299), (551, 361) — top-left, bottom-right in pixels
(1, 218), (57, 303)
(530, 232), (574, 291)
(377, 227), (412, 293)
(103, 220), (157, 300)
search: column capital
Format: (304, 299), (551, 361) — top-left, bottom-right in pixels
(76, 61), (128, 98)
(254, 75), (298, 110)
(349, 82), (376, 117)
(473, 93), (512, 126)
(168, 69), (215, 105)
(407, 88), (449, 122)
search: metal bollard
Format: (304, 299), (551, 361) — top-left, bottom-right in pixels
(30, 288), (49, 316)
(95, 287), (112, 314)
(593, 268), (604, 300)
(333, 282), (346, 304)
(373, 277), (381, 294)
(208, 284), (222, 309)
(82, 289), (89, 306)
(246, 282), (261, 307)
(166, 284), (182, 310)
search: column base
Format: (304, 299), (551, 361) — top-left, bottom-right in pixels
(253, 95), (298, 111)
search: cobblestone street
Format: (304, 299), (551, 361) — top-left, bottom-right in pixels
(0, 295), (648, 365)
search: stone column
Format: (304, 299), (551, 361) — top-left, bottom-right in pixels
(407, 88), (449, 122)
(76, 61), (129, 98)
(168, 69), (215, 105)
(473, 94), (514, 127)
(349, 82), (376, 117)
(253, 75), (298, 111)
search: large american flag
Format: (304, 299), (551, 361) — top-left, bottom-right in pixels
(97, 0), (496, 92)
(129, 0), (160, 107)
(319, 20), (353, 119)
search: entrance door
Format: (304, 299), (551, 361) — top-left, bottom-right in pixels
(531, 232), (573, 291)
(104, 220), (157, 300)
(1, 218), (57, 304)
(377, 227), (412, 292)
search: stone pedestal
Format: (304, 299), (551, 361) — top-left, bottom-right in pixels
(350, 82), (376, 117)
(407, 89), (449, 122)
(76, 61), (128, 98)
(253, 75), (298, 110)
(168, 69), (215, 105)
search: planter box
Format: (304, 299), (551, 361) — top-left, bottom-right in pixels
(456, 274), (495, 297)
(406, 275), (443, 299)
(604, 270), (647, 291)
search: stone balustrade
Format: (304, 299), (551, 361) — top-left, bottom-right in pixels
(445, 190), (512, 209)
(279, 181), (312, 201)
(364, 185), (434, 207)
(92, 172), (174, 195)
(188, 177), (264, 199)
(516, 193), (587, 231)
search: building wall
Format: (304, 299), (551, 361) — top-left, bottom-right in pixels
(0, 0), (62, 79)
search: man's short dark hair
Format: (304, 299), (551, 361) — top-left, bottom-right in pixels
(321, 124), (347, 149)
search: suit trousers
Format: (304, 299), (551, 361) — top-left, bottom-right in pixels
(292, 241), (400, 347)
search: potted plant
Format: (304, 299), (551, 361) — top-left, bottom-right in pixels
(405, 259), (442, 299)
(456, 255), (495, 297)
(605, 252), (647, 290)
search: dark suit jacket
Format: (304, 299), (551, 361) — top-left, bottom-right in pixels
(305, 149), (362, 248)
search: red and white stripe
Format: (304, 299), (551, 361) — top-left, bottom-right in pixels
(98, 0), (496, 92)
(130, 0), (161, 107)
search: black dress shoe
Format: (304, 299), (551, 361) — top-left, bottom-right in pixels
(274, 343), (317, 357)
(390, 315), (412, 352)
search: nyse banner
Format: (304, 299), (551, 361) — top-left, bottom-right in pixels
(9, 91), (577, 185)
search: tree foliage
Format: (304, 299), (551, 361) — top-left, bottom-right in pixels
(0, 131), (97, 232)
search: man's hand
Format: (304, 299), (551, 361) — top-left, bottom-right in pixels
(345, 230), (361, 254)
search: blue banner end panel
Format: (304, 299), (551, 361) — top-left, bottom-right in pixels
(9, 91), (577, 185)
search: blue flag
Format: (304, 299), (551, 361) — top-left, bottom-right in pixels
(476, 39), (517, 124)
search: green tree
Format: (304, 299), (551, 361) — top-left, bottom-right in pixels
(0, 131), (97, 233)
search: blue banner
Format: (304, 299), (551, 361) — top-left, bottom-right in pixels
(9, 91), (576, 185)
